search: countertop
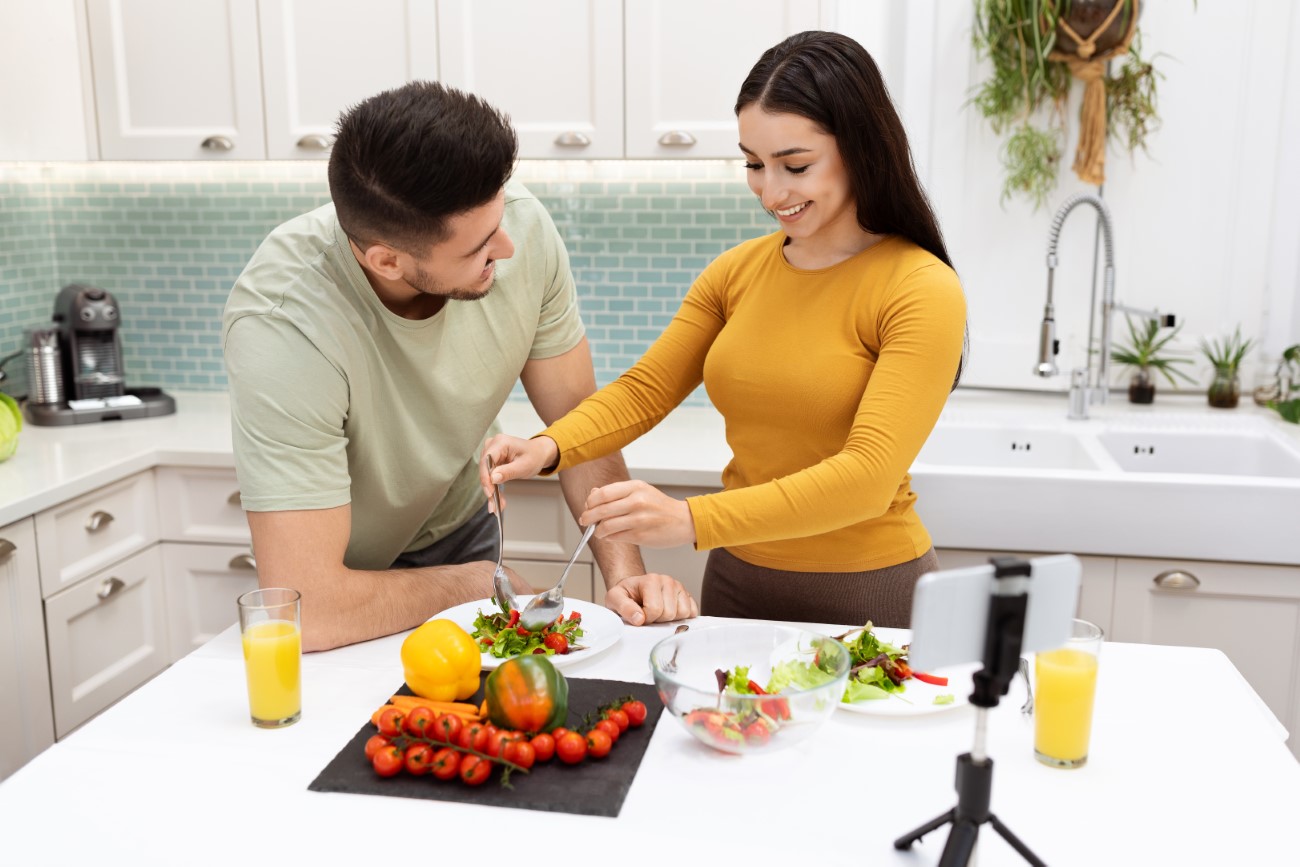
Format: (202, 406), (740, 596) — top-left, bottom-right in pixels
(3, 389), (1299, 563)
(0, 614), (1296, 864)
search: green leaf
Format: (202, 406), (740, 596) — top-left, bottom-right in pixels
(1270, 399), (1300, 424)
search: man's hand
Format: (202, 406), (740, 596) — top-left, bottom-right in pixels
(605, 573), (699, 625)
(579, 480), (697, 548)
(480, 433), (558, 508)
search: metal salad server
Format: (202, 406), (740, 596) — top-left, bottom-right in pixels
(486, 456), (517, 614)
(517, 522), (596, 631)
(1019, 656), (1034, 715)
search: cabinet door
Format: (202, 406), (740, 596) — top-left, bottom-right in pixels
(259, 0), (438, 160)
(624, 0), (823, 158)
(85, 0), (265, 159)
(934, 549), (1116, 638)
(0, 519), (54, 782)
(1110, 557), (1300, 758)
(438, 0), (623, 158)
(34, 470), (159, 599)
(499, 479), (585, 562)
(161, 543), (259, 662)
(156, 466), (250, 545)
(45, 545), (170, 739)
(505, 558), (594, 604)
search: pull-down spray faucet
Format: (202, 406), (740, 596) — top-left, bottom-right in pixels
(1035, 193), (1174, 419)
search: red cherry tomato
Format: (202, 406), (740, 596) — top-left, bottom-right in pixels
(457, 722), (488, 752)
(743, 719), (773, 747)
(605, 709), (630, 732)
(376, 707), (405, 737)
(506, 740), (536, 770)
(403, 742), (434, 775)
(458, 753), (492, 786)
(364, 734), (392, 761)
(543, 632), (569, 654)
(403, 705), (435, 738)
(621, 700), (648, 727)
(530, 732), (556, 762)
(551, 727), (571, 741)
(555, 731), (588, 764)
(371, 745), (403, 777)
(568, 611), (581, 622)
(430, 747), (460, 781)
(594, 718), (620, 743)
(431, 712), (462, 744)
(586, 728), (613, 759)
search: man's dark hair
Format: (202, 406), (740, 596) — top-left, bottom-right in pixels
(736, 31), (967, 387)
(328, 81), (518, 253)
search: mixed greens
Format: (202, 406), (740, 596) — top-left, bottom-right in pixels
(470, 607), (585, 659)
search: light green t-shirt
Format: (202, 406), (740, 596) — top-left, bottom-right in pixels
(222, 180), (583, 570)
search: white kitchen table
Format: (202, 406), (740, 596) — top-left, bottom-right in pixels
(1, 615), (1296, 866)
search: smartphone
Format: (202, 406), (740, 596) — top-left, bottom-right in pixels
(907, 553), (1082, 673)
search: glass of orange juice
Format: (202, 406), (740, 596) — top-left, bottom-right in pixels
(1034, 618), (1102, 768)
(237, 588), (302, 728)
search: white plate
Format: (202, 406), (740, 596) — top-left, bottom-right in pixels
(430, 597), (623, 670)
(834, 626), (976, 717)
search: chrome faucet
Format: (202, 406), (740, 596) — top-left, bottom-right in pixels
(1035, 193), (1174, 419)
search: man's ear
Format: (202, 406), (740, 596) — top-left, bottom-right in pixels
(358, 242), (404, 280)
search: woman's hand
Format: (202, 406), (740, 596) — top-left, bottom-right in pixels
(579, 480), (697, 548)
(479, 434), (559, 509)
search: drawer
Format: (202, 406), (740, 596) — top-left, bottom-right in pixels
(44, 544), (170, 739)
(162, 542), (259, 662)
(500, 479), (588, 562)
(156, 466), (250, 545)
(35, 470), (159, 599)
(504, 558), (594, 604)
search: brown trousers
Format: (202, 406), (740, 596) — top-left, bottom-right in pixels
(699, 547), (941, 628)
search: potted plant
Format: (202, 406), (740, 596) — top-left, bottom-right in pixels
(1199, 326), (1254, 409)
(971, 0), (1165, 207)
(1109, 316), (1193, 404)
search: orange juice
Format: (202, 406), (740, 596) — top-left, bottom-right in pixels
(1034, 647), (1098, 766)
(242, 619), (301, 726)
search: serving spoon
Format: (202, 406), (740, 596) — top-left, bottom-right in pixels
(517, 522), (596, 631)
(485, 456), (517, 614)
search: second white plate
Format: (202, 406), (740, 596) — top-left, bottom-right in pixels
(834, 626), (976, 717)
(430, 597), (623, 670)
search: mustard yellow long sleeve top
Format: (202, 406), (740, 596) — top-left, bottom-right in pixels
(541, 231), (967, 572)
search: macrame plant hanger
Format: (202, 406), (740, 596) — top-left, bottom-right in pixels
(1048, 0), (1141, 186)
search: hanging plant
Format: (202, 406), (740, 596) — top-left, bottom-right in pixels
(972, 0), (1165, 208)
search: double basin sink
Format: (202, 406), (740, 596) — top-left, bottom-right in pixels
(906, 400), (1300, 565)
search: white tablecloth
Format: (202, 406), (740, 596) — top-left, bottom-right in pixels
(1, 615), (1297, 865)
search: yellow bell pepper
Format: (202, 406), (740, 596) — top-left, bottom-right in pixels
(400, 619), (482, 702)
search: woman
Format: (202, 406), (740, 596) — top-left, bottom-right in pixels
(482, 31), (967, 627)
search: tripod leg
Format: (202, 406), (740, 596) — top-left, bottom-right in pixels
(937, 820), (980, 867)
(893, 808), (955, 851)
(988, 813), (1048, 867)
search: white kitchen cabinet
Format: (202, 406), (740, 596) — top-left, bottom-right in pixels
(438, 0), (623, 159)
(34, 469), (159, 599)
(84, 0), (265, 160)
(258, 0), (438, 160)
(0, 518), (54, 783)
(155, 466), (250, 545)
(44, 544), (170, 738)
(624, 0), (824, 158)
(161, 543), (258, 662)
(1109, 557), (1300, 760)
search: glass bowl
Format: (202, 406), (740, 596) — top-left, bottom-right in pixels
(649, 623), (850, 755)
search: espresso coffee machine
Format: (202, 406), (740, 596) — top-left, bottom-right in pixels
(25, 284), (175, 426)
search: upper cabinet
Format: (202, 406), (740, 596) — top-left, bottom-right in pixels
(624, 0), (823, 158)
(258, 0), (438, 160)
(85, 0), (266, 160)
(438, 0), (624, 159)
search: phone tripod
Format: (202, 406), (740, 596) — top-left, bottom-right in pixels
(894, 558), (1047, 867)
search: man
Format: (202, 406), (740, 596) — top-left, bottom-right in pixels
(222, 81), (697, 651)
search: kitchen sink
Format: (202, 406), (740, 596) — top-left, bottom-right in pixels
(1098, 430), (1300, 478)
(914, 427), (1103, 471)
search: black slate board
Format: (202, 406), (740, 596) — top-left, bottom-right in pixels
(308, 674), (664, 818)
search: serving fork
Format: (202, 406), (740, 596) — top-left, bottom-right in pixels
(486, 456), (517, 614)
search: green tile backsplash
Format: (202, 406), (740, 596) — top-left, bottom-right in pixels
(0, 161), (771, 404)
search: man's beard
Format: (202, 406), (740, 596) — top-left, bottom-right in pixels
(406, 260), (496, 302)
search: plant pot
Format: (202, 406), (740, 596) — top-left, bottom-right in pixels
(1208, 368), (1240, 409)
(1128, 369), (1155, 404)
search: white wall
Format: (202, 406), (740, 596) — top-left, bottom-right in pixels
(831, 0), (1300, 392)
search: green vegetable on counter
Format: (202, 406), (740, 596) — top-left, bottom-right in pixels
(0, 393), (22, 463)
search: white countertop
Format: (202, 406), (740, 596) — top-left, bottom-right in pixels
(0, 615), (1296, 864)
(3, 388), (1299, 563)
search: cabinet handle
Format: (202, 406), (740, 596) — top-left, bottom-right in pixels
(1153, 569), (1200, 590)
(228, 553), (257, 571)
(97, 576), (125, 600)
(227, 491), (242, 506)
(0, 539), (15, 561)
(657, 130), (697, 147)
(201, 135), (235, 151)
(85, 510), (115, 533)
(554, 131), (591, 148)
(296, 133), (333, 150)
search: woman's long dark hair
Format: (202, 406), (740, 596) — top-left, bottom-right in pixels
(736, 30), (966, 384)
(736, 31), (951, 268)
